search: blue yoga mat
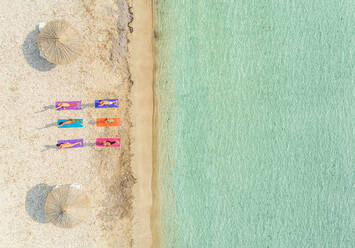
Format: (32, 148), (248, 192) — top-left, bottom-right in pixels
(57, 119), (83, 128)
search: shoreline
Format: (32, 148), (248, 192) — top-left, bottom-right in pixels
(151, 1), (161, 247)
(129, 0), (155, 247)
(151, 87), (161, 248)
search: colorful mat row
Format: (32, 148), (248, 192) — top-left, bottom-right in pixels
(57, 138), (120, 150)
(56, 99), (118, 110)
(57, 118), (120, 128)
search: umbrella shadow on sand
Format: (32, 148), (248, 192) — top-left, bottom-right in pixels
(25, 184), (54, 223)
(22, 29), (56, 71)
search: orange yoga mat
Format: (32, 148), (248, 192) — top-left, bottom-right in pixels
(96, 118), (121, 127)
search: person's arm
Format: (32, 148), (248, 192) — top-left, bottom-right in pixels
(64, 121), (72, 126)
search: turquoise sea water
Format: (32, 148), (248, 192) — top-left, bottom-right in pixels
(155, 1), (354, 247)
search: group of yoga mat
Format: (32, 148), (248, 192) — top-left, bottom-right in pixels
(55, 99), (120, 150)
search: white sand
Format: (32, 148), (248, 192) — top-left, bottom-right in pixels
(0, 0), (153, 247)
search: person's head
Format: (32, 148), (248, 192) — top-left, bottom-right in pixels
(99, 100), (104, 104)
(56, 144), (60, 147)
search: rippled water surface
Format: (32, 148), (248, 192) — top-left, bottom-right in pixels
(155, 1), (354, 247)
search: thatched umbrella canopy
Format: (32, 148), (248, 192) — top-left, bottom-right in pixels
(37, 20), (82, 65)
(45, 184), (90, 228)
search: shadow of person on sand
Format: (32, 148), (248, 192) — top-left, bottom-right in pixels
(34, 104), (56, 113)
(25, 184), (54, 223)
(88, 120), (96, 126)
(82, 103), (95, 109)
(41, 144), (57, 152)
(22, 28), (56, 71)
(84, 142), (96, 147)
(37, 122), (57, 130)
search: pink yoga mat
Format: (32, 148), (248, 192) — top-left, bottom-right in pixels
(96, 138), (120, 147)
(56, 101), (81, 110)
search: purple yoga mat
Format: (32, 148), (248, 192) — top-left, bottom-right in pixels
(57, 139), (83, 149)
(56, 101), (81, 111)
(95, 99), (119, 108)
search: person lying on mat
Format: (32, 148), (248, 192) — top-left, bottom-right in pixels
(102, 140), (117, 146)
(58, 119), (83, 127)
(98, 100), (118, 106)
(56, 141), (82, 150)
(56, 102), (79, 110)
(104, 118), (115, 123)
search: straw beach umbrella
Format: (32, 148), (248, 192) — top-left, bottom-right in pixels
(37, 20), (82, 65)
(45, 184), (90, 228)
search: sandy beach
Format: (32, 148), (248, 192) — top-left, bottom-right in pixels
(0, 0), (153, 247)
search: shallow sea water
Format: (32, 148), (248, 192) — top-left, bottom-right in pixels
(155, 1), (355, 247)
